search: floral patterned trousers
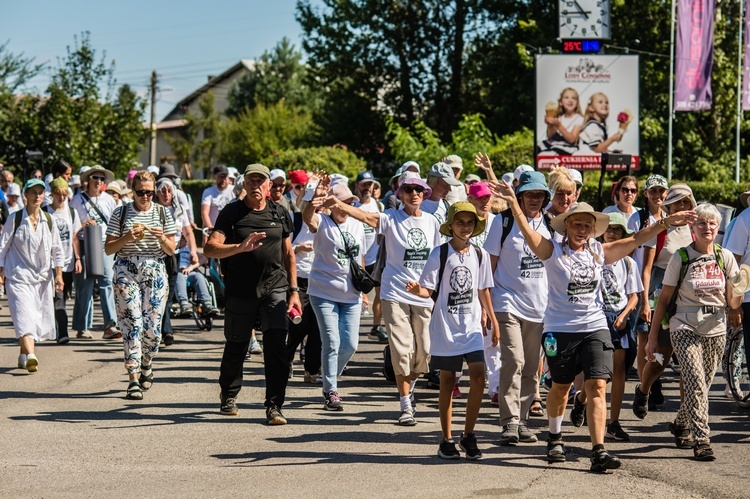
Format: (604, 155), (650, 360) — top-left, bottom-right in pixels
(114, 256), (168, 374)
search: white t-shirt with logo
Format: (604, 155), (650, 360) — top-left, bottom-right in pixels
(420, 244), (493, 356)
(358, 197), (380, 266)
(201, 185), (235, 227)
(377, 208), (441, 307)
(485, 212), (550, 322)
(542, 238), (608, 333)
(293, 222), (315, 279)
(307, 214), (365, 304)
(470, 212), (496, 249)
(601, 256), (643, 313)
(46, 204), (82, 272)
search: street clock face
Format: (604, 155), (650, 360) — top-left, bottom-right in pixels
(559, 0), (611, 40)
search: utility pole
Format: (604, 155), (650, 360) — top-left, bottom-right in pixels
(148, 70), (158, 166)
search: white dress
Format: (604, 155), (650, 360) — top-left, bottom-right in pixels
(0, 210), (65, 340)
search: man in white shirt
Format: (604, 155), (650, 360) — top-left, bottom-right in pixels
(201, 165), (235, 232)
(422, 162), (462, 225)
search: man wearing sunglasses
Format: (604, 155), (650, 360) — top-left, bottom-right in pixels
(70, 165), (120, 340)
(286, 169), (309, 211)
(269, 169), (293, 215)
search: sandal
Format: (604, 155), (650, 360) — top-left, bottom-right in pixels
(668, 422), (694, 449)
(693, 441), (716, 461)
(530, 398), (545, 417)
(139, 372), (154, 391)
(126, 380), (143, 400)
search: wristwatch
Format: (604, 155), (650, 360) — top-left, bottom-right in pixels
(289, 287), (300, 293)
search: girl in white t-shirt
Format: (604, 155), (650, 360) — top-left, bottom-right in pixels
(493, 180), (694, 472)
(406, 202), (499, 461)
(539, 87), (584, 155)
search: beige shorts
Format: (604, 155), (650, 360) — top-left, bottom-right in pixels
(382, 299), (431, 377)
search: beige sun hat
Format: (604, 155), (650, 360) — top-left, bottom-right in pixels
(439, 201), (486, 238)
(661, 183), (696, 213)
(549, 202), (610, 238)
(80, 165), (115, 184)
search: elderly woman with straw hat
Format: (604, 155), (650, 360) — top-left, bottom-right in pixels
(493, 179), (694, 472)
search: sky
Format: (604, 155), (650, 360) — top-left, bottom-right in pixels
(4, 0), (319, 120)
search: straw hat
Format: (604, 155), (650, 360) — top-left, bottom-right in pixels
(549, 202), (610, 238)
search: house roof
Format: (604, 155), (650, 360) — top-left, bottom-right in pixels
(162, 59), (254, 121)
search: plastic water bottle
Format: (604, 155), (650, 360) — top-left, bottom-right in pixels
(361, 302), (370, 316)
(543, 333), (557, 357)
(653, 284), (662, 308)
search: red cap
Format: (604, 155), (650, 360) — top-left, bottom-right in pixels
(289, 170), (308, 185)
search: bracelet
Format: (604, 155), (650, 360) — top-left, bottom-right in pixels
(659, 219), (669, 230)
(511, 211), (523, 218)
(289, 287), (300, 293)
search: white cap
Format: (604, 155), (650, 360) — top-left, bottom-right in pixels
(79, 166), (91, 174)
(329, 174), (349, 187)
(501, 172), (514, 184)
(7, 183), (21, 196)
(567, 168), (583, 185)
(227, 166), (239, 179)
(146, 165), (160, 175)
(69, 175), (81, 187)
(513, 164), (534, 181)
(401, 161), (420, 174)
(269, 169), (286, 181)
(443, 154), (463, 171)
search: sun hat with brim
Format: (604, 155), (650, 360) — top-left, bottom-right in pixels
(158, 164), (179, 180)
(329, 174), (349, 187)
(661, 183), (696, 213)
(606, 212), (634, 236)
(395, 172), (432, 199)
(550, 202), (610, 238)
(80, 165), (114, 184)
(22, 179), (44, 194)
(330, 184), (359, 204)
(515, 171), (551, 207)
(243, 163), (270, 179)
(439, 201), (486, 238)
(8, 183), (22, 196)
(105, 182), (122, 195)
(401, 161), (420, 174)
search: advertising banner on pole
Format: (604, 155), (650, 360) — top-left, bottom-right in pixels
(743, 0), (750, 110)
(535, 55), (639, 171)
(674, 0), (715, 111)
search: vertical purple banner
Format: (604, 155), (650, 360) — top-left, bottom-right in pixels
(743, 0), (750, 110)
(674, 0), (715, 111)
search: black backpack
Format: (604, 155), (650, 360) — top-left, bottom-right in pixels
(499, 208), (553, 248)
(382, 345), (396, 384)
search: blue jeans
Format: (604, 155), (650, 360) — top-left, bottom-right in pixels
(72, 252), (117, 331)
(175, 271), (212, 304)
(309, 295), (361, 394)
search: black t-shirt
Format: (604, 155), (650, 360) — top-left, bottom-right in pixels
(214, 199), (293, 298)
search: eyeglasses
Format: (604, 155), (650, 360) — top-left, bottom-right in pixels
(33, 175), (43, 179)
(91, 176), (106, 182)
(402, 185), (425, 194)
(695, 221), (718, 229)
(620, 187), (638, 194)
(134, 189), (155, 197)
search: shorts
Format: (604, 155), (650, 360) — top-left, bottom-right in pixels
(604, 311), (633, 350)
(382, 299), (431, 377)
(223, 290), (288, 343)
(430, 350), (485, 372)
(544, 330), (614, 384)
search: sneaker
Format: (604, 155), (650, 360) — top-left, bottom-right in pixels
(17, 354), (27, 369)
(398, 408), (417, 426)
(518, 422), (538, 443)
(452, 384), (462, 399)
(651, 378), (665, 405)
(201, 302), (220, 317)
(77, 330), (93, 339)
(57, 336), (70, 345)
(304, 371), (323, 384)
(244, 351), (251, 362)
(324, 391), (344, 411)
(490, 393), (499, 406)
(179, 301), (193, 317)
(437, 439), (461, 460)
(570, 391), (587, 428)
(249, 338), (263, 355)
(546, 437), (566, 463)
(606, 420), (630, 441)
(103, 322), (122, 340)
(632, 384), (649, 419)
(26, 354), (38, 373)
(668, 421), (694, 449)
(126, 380), (143, 400)
(499, 423), (520, 446)
(590, 449), (621, 472)
(459, 432), (483, 461)
(220, 396), (239, 416)
(368, 325), (388, 343)
(266, 405), (287, 425)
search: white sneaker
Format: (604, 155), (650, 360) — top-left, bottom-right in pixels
(17, 354), (27, 369)
(77, 330), (93, 339)
(26, 354), (38, 372)
(249, 338), (263, 354)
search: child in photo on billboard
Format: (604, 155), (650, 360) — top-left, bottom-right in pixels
(579, 92), (625, 153)
(539, 87), (584, 155)
(406, 202), (499, 461)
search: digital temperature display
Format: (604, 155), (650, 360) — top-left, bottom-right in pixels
(562, 40), (602, 54)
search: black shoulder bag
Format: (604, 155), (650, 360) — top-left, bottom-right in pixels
(331, 216), (376, 294)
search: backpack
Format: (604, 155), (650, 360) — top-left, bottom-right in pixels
(431, 242), (484, 302)
(663, 243), (726, 323)
(637, 207), (668, 260)
(11, 210), (52, 240)
(382, 345), (396, 383)
(499, 208), (553, 248)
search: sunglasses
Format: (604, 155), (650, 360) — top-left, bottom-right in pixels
(620, 187), (638, 194)
(293, 184), (305, 191)
(134, 189), (155, 197)
(271, 183), (286, 189)
(33, 175), (43, 179)
(91, 176), (106, 182)
(402, 185), (425, 194)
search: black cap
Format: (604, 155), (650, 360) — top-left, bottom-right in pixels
(213, 165), (228, 175)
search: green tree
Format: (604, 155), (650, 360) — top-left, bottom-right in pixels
(100, 84), (147, 175)
(191, 91), (223, 173)
(261, 146), (366, 180)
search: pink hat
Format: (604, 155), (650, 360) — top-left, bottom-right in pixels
(128, 169), (138, 179)
(468, 181), (492, 198)
(394, 172), (432, 199)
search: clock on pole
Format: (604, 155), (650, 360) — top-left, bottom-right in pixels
(559, 0), (611, 40)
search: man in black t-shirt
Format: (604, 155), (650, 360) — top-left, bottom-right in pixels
(204, 163), (302, 425)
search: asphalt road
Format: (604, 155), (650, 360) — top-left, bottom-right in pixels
(1, 300), (750, 498)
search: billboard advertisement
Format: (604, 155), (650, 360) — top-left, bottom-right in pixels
(535, 55), (639, 171)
